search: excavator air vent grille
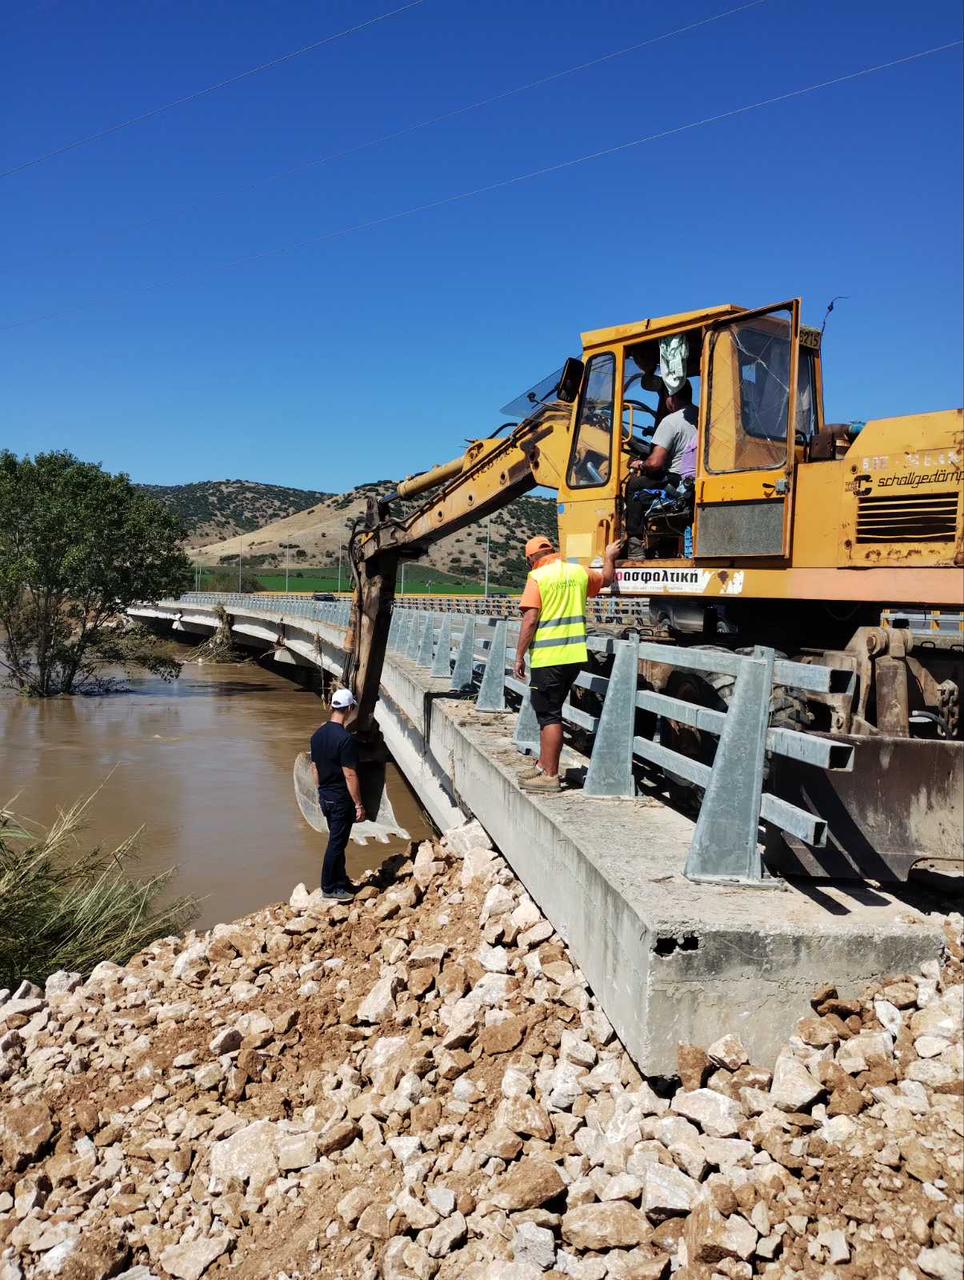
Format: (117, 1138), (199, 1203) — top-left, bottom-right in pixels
(855, 491), (959, 544)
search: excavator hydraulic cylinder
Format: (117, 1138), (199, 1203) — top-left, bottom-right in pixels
(395, 454), (467, 500)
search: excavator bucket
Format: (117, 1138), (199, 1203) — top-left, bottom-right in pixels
(293, 751), (409, 846)
(766, 736), (964, 881)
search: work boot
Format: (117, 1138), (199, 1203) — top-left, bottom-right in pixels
(518, 762), (543, 781)
(520, 773), (561, 794)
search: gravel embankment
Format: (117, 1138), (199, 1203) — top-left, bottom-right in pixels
(1, 821), (961, 1280)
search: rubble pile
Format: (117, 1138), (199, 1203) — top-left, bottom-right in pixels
(0, 820), (961, 1280)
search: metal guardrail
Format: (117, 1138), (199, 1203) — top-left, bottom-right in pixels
(179, 590), (648, 625)
(169, 593), (856, 887)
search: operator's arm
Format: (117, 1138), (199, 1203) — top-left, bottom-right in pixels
(515, 607), (540, 680)
(641, 444), (670, 476)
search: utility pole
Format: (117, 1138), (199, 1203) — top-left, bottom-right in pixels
(400, 563), (406, 597)
(238, 536), (243, 592)
(337, 542), (344, 594)
(484, 514), (491, 597)
(284, 543), (290, 593)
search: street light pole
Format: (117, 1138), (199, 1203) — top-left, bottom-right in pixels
(484, 514), (491, 597)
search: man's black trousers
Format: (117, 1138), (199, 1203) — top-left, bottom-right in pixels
(317, 786), (354, 892)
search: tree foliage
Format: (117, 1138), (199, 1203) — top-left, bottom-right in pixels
(0, 451), (192, 696)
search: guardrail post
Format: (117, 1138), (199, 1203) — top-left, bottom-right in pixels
(387, 609), (401, 653)
(451, 617), (476, 692)
(432, 615), (453, 677)
(513, 682), (541, 755)
(583, 636), (638, 798)
(396, 610), (414, 658)
(685, 645), (774, 884)
(416, 613), (435, 667)
(406, 611), (424, 661)
(476, 619), (507, 712)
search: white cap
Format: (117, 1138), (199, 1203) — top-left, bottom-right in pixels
(330, 688), (357, 710)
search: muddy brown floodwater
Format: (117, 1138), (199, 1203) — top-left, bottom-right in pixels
(0, 660), (432, 929)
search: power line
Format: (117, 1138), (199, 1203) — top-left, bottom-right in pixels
(2, 39), (960, 333)
(219, 40), (964, 269)
(88, 0), (770, 241)
(0, 0), (425, 180)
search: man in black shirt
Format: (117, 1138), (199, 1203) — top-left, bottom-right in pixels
(309, 688), (366, 901)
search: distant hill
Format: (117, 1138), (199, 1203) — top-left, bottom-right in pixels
(189, 479), (558, 589)
(137, 479), (332, 548)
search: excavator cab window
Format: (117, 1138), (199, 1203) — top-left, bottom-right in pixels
(796, 348), (818, 441)
(705, 309), (794, 473)
(567, 352), (615, 488)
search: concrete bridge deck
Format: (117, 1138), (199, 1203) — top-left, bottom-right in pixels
(131, 597), (945, 1075)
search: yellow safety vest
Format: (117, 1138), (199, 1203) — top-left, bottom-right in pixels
(528, 557), (589, 668)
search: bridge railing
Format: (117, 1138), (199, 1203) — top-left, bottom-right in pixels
(170, 593), (856, 887)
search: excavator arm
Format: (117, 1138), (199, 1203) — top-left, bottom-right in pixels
(342, 366), (583, 736)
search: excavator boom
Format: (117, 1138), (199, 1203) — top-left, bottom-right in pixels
(342, 366), (582, 735)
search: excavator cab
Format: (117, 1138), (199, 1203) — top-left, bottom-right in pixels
(556, 301), (827, 567)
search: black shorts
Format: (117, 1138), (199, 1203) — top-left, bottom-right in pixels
(529, 663), (581, 729)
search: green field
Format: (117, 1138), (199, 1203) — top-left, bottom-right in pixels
(196, 564), (519, 596)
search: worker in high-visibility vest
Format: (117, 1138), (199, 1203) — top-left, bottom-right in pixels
(513, 535), (623, 793)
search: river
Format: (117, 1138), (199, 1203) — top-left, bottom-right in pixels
(0, 659), (432, 929)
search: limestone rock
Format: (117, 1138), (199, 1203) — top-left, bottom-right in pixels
(676, 1044), (711, 1091)
(159, 1234), (232, 1280)
(670, 1088), (743, 1138)
(707, 1034), (749, 1071)
(478, 1124), (524, 1161)
(209, 1027), (242, 1055)
(427, 1212), (467, 1258)
(685, 1202), (757, 1264)
(768, 1052), (823, 1111)
(357, 1202), (393, 1240)
(492, 1158), (566, 1210)
(514, 1220), (557, 1271)
(445, 819), (493, 856)
(356, 974), (399, 1024)
(277, 1130), (318, 1170)
(209, 1119), (279, 1191)
(917, 1245), (964, 1280)
(498, 1095), (554, 1140)
(642, 1162), (699, 1220)
(478, 1016), (526, 1056)
(44, 970), (81, 999)
(337, 1184), (372, 1225)
(0, 1100), (54, 1168)
(561, 1202), (648, 1250)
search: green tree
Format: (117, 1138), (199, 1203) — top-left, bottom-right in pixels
(0, 451), (192, 696)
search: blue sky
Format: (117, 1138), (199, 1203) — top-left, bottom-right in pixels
(2, 0), (962, 490)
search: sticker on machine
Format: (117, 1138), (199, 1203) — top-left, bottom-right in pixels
(615, 567), (724, 594)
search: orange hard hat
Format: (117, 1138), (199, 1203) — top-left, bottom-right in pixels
(525, 536), (554, 559)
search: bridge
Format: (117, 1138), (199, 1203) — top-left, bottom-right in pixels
(131, 592), (945, 1075)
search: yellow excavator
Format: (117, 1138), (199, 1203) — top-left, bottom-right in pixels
(343, 299), (963, 877)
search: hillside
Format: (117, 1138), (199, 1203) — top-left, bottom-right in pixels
(138, 480), (332, 548)
(190, 480), (557, 589)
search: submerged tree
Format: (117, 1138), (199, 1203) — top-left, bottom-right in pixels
(0, 450), (192, 695)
